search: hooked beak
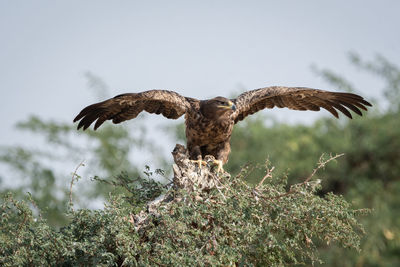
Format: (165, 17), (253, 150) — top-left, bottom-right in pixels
(218, 101), (237, 111)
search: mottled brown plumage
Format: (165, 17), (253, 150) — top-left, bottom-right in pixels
(74, 86), (372, 170)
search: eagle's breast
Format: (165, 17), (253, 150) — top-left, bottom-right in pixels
(185, 112), (234, 146)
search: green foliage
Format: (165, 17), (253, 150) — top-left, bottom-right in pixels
(92, 167), (167, 213)
(0, 162), (365, 266)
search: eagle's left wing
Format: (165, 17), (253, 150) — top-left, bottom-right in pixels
(74, 90), (195, 130)
(232, 86), (372, 123)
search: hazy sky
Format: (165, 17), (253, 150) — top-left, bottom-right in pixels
(0, 0), (399, 165)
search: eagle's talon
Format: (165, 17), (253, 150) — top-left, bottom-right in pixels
(212, 160), (224, 173)
(190, 159), (207, 169)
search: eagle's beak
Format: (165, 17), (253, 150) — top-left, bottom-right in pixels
(219, 101), (236, 111)
(228, 101), (237, 111)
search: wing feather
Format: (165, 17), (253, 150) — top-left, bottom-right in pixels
(232, 86), (372, 123)
(74, 90), (195, 130)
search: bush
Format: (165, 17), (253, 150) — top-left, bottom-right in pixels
(0, 148), (366, 266)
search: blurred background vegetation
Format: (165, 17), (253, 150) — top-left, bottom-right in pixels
(1, 53), (399, 266)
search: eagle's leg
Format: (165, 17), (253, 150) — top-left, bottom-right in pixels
(189, 145), (207, 169)
(211, 141), (230, 173)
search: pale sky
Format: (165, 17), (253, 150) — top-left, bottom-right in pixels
(0, 0), (399, 170)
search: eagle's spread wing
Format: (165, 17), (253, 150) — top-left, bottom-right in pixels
(74, 90), (195, 130)
(232, 86), (372, 123)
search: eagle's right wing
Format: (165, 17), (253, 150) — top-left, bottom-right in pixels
(74, 90), (196, 130)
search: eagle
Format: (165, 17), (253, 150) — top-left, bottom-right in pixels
(74, 86), (371, 172)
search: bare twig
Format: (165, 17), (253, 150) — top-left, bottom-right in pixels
(215, 184), (227, 201)
(257, 166), (275, 188)
(69, 160), (85, 211)
(212, 173), (236, 201)
(303, 153), (344, 184)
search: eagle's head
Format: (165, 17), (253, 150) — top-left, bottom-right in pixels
(200, 96), (236, 120)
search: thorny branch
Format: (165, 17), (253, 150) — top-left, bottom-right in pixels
(256, 165), (275, 189)
(303, 153), (344, 183)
